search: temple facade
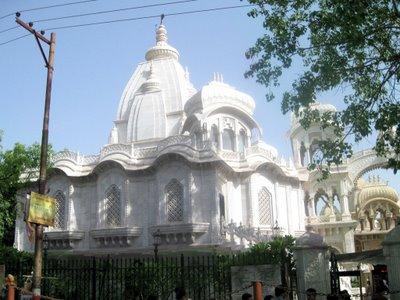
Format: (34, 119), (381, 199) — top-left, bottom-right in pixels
(14, 24), (399, 255)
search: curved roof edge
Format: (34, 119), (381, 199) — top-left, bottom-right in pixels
(52, 137), (298, 179)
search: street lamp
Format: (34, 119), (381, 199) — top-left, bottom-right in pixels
(153, 229), (162, 261)
(272, 220), (281, 238)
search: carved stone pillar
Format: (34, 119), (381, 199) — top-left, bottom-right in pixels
(294, 227), (331, 300)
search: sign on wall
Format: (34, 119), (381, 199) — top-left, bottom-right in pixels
(27, 192), (56, 226)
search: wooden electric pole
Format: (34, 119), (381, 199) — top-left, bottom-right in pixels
(15, 15), (56, 300)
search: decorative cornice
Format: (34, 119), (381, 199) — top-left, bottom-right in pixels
(90, 227), (142, 247)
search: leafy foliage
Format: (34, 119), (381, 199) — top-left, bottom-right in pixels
(249, 235), (296, 284)
(0, 133), (53, 245)
(0, 245), (32, 266)
(244, 0), (400, 176)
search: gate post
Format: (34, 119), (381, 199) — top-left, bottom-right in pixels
(252, 281), (263, 300)
(294, 227), (330, 300)
(6, 274), (16, 300)
(382, 221), (400, 300)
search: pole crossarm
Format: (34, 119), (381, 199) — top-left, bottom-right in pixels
(15, 17), (50, 44)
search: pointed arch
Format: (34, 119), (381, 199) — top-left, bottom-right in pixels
(211, 125), (219, 148)
(165, 179), (184, 222)
(238, 129), (248, 153)
(222, 128), (235, 151)
(258, 187), (273, 225)
(105, 184), (122, 227)
(53, 190), (66, 229)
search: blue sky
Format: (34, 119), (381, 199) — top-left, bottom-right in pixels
(0, 0), (398, 190)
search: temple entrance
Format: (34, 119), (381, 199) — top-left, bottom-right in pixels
(330, 250), (388, 298)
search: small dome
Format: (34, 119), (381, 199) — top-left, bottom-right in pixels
(290, 101), (337, 129)
(184, 76), (256, 116)
(357, 177), (399, 205)
(309, 102), (337, 113)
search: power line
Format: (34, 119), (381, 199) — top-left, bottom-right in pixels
(43, 4), (253, 31)
(0, 33), (30, 46)
(0, 25), (18, 34)
(0, 4), (253, 47)
(0, 0), (98, 20)
(32, 0), (200, 23)
(0, 0), (199, 36)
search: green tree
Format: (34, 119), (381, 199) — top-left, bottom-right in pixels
(249, 235), (296, 297)
(0, 133), (52, 246)
(244, 0), (400, 176)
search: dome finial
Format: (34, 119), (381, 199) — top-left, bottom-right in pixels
(145, 19), (179, 61)
(156, 21), (167, 44)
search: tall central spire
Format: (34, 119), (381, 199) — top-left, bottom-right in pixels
(145, 22), (179, 61)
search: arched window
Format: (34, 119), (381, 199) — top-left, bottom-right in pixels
(222, 129), (235, 151)
(238, 129), (247, 153)
(219, 193), (225, 221)
(300, 142), (307, 166)
(315, 194), (329, 216)
(53, 190), (66, 229)
(195, 130), (202, 149)
(165, 179), (184, 222)
(309, 140), (322, 163)
(105, 185), (121, 227)
(258, 187), (273, 225)
(250, 128), (260, 144)
(211, 125), (219, 148)
(332, 194), (341, 214)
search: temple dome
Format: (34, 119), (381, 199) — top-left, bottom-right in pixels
(113, 24), (196, 143)
(184, 76), (256, 116)
(290, 101), (337, 129)
(357, 177), (399, 205)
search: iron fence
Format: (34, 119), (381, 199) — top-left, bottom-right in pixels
(5, 252), (277, 300)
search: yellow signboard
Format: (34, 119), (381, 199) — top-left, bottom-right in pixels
(27, 192), (56, 226)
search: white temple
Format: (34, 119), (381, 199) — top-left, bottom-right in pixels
(14, 24), (399, 255)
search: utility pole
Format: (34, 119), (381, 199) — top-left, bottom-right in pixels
(15, 15), (56, 300)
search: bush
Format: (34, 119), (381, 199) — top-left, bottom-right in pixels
(0, 245), (32, 266)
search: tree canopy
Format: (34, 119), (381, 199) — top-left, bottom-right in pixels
(0, 133), (52, 246)
(245, 0), (400, 176)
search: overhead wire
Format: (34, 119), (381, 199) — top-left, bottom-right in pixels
(0, 25), (18, 34)
(0, 4), (253, 47)
(32, 0), (200, 23)
(0, 33), (31, 46)
(43, 4), (253, 31)
(0, 0), (200, 36)
(0, 0), (98, 20)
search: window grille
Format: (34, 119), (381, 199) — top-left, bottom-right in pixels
(105, 185), (121, 227)
(258, 187), (273, 225)
(53, 190), (66, 229)
(222, 129), (235, 151)
(166, 179), (184, 222)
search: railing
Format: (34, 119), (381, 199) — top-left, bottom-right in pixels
(5, 253), (276, 300)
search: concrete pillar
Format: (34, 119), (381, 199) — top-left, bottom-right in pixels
(294, 227), (331, 300)
(382, 222), (400, 300)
